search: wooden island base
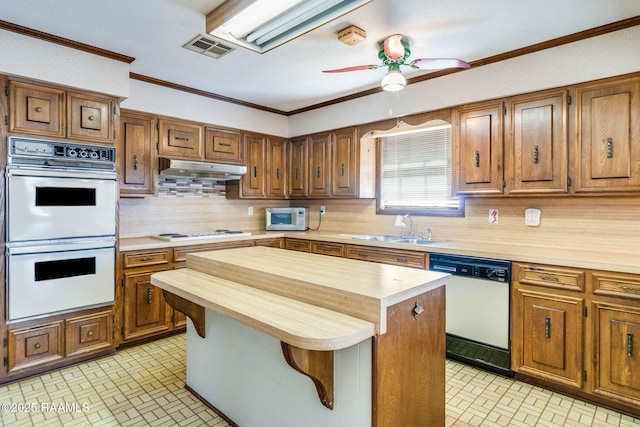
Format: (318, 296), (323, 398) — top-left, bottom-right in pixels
(151, 247), (449, 427)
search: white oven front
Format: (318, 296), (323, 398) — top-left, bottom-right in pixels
(7, 240), (116, 321)
(7, 167), (117, 243)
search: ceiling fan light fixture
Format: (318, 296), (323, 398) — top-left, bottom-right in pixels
(381, 70), (406, 91)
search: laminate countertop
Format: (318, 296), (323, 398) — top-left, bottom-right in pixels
(121, 231), (640, 275)
(150, 246), (450, 350)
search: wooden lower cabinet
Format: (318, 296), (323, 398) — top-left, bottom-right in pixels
(345, 244), (427, 269)
(7, 321), (65, 373)
(254, 237), (284, 248)
(284, 238), (311, 252)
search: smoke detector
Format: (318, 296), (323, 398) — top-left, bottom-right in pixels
(338, 25), (366, 46)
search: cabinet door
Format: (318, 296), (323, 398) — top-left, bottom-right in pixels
(65, 311), (113, 357)
(67, 92), (115, 143)
(123, 271), (170, 341)
(594, 302), (640, 404)
(119, 110), (156, 196)
(158, 118), (203, 159)
(575, 77), (640, 192)
(332, 128), (358, 197)
(512, 289), (584, 389)
(7, 321), (64, 373)
(9, 81), (65, 137)
(308, 132), (332, 197)
(241, 133), (267, 197)
(204, 127), (242, 164)
(454, 101), (504, 195)
(288, 136), (308, 198)
(507, 90), (568, 194)
(266, 136), (287, 198)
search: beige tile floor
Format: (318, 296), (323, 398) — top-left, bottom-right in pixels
(0, 333), (638, 427)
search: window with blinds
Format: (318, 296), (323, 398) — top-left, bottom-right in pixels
(378, 122), (462, 216)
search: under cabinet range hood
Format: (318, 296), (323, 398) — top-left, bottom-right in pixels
(158, 158), (247, 180)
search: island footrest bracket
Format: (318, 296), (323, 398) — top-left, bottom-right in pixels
(162, 290), (206, 338)
(281, 342), (334, 410)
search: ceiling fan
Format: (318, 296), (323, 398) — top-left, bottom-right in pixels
(323, 34), (470, 91)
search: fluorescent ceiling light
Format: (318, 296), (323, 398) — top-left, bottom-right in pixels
(207, 0), (372, 54)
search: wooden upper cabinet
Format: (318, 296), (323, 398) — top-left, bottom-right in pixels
(266, 136), (287, 198)
(158, 118), (203, 159)
(574, 76), (640, 193)
(288, 136), (308, 198)
(332, 128), (358, 197)
(454, 100), (504, 195)
(506, 90), (568, 194)
(204, 127), (242, 164)
(308, 132), (332, 197)
(118, 110), (156, 196)
(241, 132), (267, 197)
(9, 81), (65, 137)
(67, 92), (115, 143)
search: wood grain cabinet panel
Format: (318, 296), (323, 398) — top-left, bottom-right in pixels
(506, 90), (568, 194)
(123, 271), (171, 341)
(308, 132), (332, 197)
(284, 238), (311, 252)
(118, 110), (156, 196)
(66, 311), (112, 357)
(574, 76), (640, 192)
(67, 92), (114, 143)
(7, 322), (64, 372)
(454, 100), (504, 195)
(158, 118), (203, 159)
(266, 136), (287, 198)
(254, 238), (284, 248)
(241, 133), (267, 197)
(288, 136), (308, 198)
(205, 127), (242, 164)
(311, 241), (344, 257)
(345, 245), (426, 269)
(331, 128), (358, 197)
(9, 81), (65, 137)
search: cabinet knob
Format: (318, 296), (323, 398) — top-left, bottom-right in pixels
(34, 342), (41, 350)
(88, 115), (95, 121)
(35, 107), (43, 113)
(87, 331), (94, 337)
(413, 303), (424, 319)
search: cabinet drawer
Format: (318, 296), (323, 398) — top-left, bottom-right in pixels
(345, 245), (426, 269)
(285, 238), (311, 252)
(516, 264), (585, 292)
(255, 238), (284, 248)
(66, 311), (113, 357)
(312, 241), (344, 257)
(123, 250), (171, 268)
(173, 241), (254, 264)
(8, 322), (64, 372)
(592, 272), (640, 300)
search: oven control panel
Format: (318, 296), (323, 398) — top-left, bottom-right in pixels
(9, 137), (116, 166)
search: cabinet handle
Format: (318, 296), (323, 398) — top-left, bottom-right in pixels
(606, 138), (614, 158)
(174, 136), (190, 142)
(396, 257), (408, 263)
(146, 288), (153, 304)
(35, 106), (43, 113)
(140, 256), (154, 261)
(358, 252), (368, 257)
(87, 331), (94, 337)
(340, 163), (345, 176)
(317, 166), (321, 178)
(539, 275), (560, 282)
(295, 168), (299, 180)
(34, 342), (41, 350)
(545, 317), (551, 338)
(533, 145), (539, 164)
(276, 168), (280, 180)
(475, 151), (480, 168)
(628, 333), (634, 357)
(219, 142), (231, 147)
(413, 303), (425, 319)
(133, 154), (138, 170)
(253, 166), (257, 178)
(619, 285), (638, 292)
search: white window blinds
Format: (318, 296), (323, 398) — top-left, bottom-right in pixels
(380, 124), (460, 210)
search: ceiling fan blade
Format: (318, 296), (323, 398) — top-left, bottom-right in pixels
(410, 58), (470, 70)
(322, 65), (380, 73)
(383, 34), (405, 59)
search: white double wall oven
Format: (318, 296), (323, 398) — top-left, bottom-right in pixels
(5, 137), (117, 322)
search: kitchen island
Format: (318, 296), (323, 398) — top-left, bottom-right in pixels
(150, 246), (450, 427)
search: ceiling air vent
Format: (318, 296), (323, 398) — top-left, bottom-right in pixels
(183, 35), (235, 59)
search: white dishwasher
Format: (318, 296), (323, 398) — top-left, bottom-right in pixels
(429, 253), (513, 376)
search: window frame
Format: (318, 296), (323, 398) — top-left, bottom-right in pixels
(374, 119), (464, 218)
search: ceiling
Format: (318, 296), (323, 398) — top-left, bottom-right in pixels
(2, 0), (640, 113)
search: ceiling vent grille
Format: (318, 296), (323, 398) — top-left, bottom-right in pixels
(183, 35), (235, 59)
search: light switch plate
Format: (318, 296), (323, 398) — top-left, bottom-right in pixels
(525, 208), (541, 226)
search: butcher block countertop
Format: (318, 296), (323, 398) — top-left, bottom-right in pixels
(121, 230), (640, 274)
(150, 246), (450, 349)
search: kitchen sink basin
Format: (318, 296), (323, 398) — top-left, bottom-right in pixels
(394, 238), (446, 245)
(351, 235), (403, 242)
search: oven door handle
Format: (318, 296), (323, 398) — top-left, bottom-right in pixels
(7, 239), (116, 255)
(7, 166), (117, 180)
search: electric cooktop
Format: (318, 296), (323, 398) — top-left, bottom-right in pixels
(150, 230), (251, 242)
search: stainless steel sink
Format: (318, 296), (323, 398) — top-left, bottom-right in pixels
(351, 235), (402, 242)
(394, 238), (446, 245)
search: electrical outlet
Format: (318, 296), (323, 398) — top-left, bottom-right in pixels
(248, 206), (253, 216)
(320, 205), (326, 215)
(525, 208), (541, 226)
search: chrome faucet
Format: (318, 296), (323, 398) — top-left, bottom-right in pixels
(402, 214), (414, 238)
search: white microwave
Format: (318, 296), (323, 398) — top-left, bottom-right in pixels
(266, 207), (307, 231)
